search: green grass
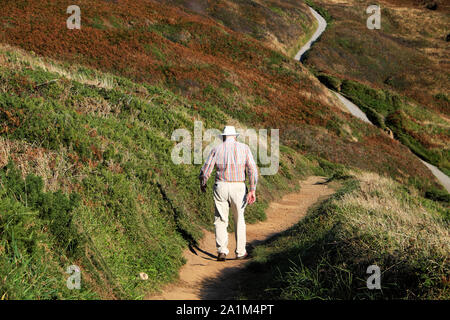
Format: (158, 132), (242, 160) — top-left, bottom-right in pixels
(0, 161), (96, 299)
(316, 75), (450, 178)
(0, 46), (323, 299)
(304, 0), (333, 23)
(237, 171), (449, 300)
(269, 6), (285, 17)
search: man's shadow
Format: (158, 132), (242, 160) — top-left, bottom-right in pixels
(188, 243), (255, 261)
(188, 243), (216, 260)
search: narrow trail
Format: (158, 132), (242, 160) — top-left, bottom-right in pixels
(146, 176), (335, 300)
(294, 6), (327, 61)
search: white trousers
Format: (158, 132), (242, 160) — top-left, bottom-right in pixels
(213, 181), (248, 257)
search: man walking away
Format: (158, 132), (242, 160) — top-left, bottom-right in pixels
(199, 126), (258, 261)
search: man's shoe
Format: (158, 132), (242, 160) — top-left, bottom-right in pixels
(217, 253), (226, 261)
(236, 253), (249, 260)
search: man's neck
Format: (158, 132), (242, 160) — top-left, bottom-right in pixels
(224, 136), (236, 142)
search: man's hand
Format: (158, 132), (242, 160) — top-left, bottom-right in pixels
(199, 175), (207, 193)
(247, 190), (256, 205)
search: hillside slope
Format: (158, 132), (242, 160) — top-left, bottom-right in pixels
(302, 0), (450, 175)
(1, 43), (317, 298)
(0, 0), (447, 299)
(0, 0), (442, 188)
(155, 0), (318, 57)
(238, 171), (449, 299)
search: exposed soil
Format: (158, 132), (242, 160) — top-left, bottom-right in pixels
(146, 176), (335, 300)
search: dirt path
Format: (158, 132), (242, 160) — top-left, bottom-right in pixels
(294, 6), (327, 61)
(146, 176), (335, 300)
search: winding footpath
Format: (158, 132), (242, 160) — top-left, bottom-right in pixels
(294, 6), (327, 61)
(146, 176), (334, 300)
(298, 6), (450, 192)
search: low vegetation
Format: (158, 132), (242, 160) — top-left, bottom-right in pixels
(303, 0), (449, 182)
(0, 43), (326, 299)
(0, 0), (447, 300)
(155, 0), (316, 56)
(317, 74), (450, 176)
(238, 170), (449, 299)
(304, 0), (449, 115)
(0, 0), (442, 192)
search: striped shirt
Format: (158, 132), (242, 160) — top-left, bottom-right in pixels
(200, 137), (258, 191)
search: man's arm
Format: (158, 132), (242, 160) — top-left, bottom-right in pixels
(245, 146), (258, 204)
(199, 147), (216, 192)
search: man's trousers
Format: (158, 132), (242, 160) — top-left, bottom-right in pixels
(213, 181), (248, 258)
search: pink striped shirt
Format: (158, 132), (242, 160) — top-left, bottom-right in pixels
(200, 138), (258, 191)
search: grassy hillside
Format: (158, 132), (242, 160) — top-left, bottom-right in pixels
(238, 170), (449, 299)
(0, 44), (324, 299)
(302, 0), (450, 175)
(0, 0), (447, 299)
(304, 0), (449, 114)
(0, 0), (442, 190)
(320, 76), (450, 176)
(155, 0), (317, 57)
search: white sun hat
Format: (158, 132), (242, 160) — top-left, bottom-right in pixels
(220, 125), (240, 136)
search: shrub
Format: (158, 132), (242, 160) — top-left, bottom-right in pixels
(317, 73), (341, 91)
(425, 188), (450, 206)
(0, 161), (93, 299)
(0, 161), (82, 256)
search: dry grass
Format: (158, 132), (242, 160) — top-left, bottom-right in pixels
(0, 137), (82, 193)
(236, 170), (449, 299)
(339, 171), (449, 258)
(0, 44), (117, 90)
(306, 0), (449, 115)
(156, 0), (317, 55)
(73, 97), (119, 117)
